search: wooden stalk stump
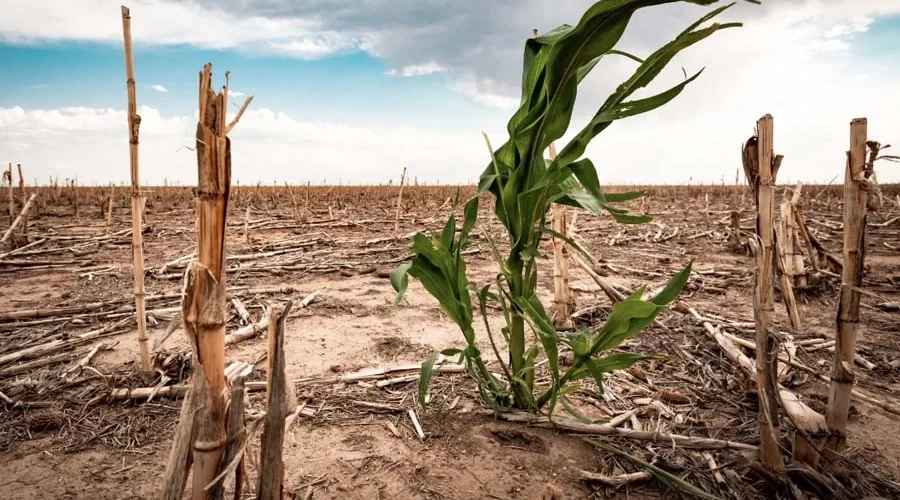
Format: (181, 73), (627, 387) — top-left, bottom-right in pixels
(743, 114), (785, 475)
(159, 61), (253, 500)
(257, 301), (294, 500)
(825, 117), (870, 458)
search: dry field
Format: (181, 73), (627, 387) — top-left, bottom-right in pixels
(1, 183), (899, 499)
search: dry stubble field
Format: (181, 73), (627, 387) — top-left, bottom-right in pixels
(0, 183), (899, 499)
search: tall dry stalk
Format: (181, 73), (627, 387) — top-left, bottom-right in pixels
(174, 63), (253, 500)
(305, 180), (310, 215)
(825, 117), (869, 457)
(394, 166), (406, 234)
(244, 206), (251, 245)
(548, 142), (572, 328)
(6, 162), (12, 227)
(71, 178), (79, 218)
(121, 5), (149, 371)
(16, 164), (25, 237)
(285, 182), (298, 219)
(779, 186), (805, 285)
(729, 210), (741, 248)
(107, 185), (114, 230)
(743, 114), (785, 474)
(775, 185), (802, 331)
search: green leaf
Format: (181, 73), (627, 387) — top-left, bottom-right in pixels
(476, 284), (513, 384)
(593, 299), (660, 352)
(539, 226), (594, 266)
(651, 261), (693, 305)
(567, 158), (606, 204)
(627, 285), (647, 301)
(606, 48), (645, 64)
(459, 196), (479, 243)
(608, 211), (653, 224)
(590, 352), (648, 372)
(603, 190), (648, 203)
(565, 353), (646, 390)
(439, 203), (458, 252)
(390, 262), (413, 305)
(418, 354), (438, 409)
(514, 296), (561, 412)
(576, 48), (645, 85)
(566, 331), (593, 358)
(553, 4), (741, 170)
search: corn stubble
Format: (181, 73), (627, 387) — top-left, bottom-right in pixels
(161, 62), (253, 500)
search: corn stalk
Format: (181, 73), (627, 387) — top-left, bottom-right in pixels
(393, 0), (744, 412)
(747, 114), (785, 474)
(6, 162), (13, 228)
(825, 118), (870, 457)
(162, 62), (253, 500)
(121, 5), (150, 371)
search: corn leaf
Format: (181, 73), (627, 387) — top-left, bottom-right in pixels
(418, 354), (438, 409)
(592, 299), (660, 353)
(390, 263), (413, 305)
(569, 352), (648, 382)
(651, 261), (693, 305)
(603, 190), (648, 202)
(553, 3), (742, 170)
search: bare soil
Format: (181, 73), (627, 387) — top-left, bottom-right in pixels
(1, 185), (899, 499)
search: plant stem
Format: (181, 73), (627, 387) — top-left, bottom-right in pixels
(825, 118), (869, 457)
(506, 254), (533, 409)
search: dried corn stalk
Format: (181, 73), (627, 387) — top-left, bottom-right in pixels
(161, 62), (253, 500)
(745, 115), (784, 474)
(825, 118), (870, 457)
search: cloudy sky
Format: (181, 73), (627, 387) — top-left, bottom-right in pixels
(0, 0), (898, 186)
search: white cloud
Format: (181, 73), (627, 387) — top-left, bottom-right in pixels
(824, 16), (874, 38)
(0, 0), (348, 59)
(267, 33), (361, 60)
(386, 61), (446, 77)
(0, 105), (503, 185)
(230, 91), (245, 97)
(149, 84), (168, 93)
(450, 77), (519, 110)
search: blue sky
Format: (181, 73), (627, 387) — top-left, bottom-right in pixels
(0, 42), (501, 128)
(0, 0), (898, 186)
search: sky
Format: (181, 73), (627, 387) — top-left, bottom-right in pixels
(0, 0), (898, 186)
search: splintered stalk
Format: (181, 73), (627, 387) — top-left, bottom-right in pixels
(825, 118), (870, 457)
(748, 114), (784, 473)
(161, 61), (253, 500)
(257, 301), (293, 500)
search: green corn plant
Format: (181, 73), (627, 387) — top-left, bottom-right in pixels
(392, 0), (745, 413)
